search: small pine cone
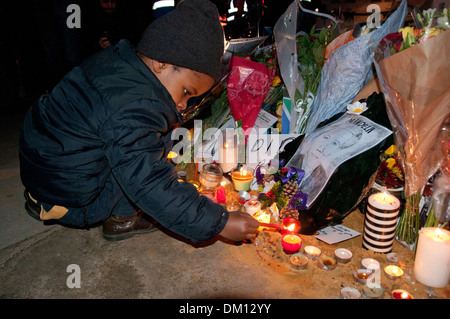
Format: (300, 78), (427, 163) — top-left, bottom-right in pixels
(280, 206), (299, 220)
(282, 180), (299, 200)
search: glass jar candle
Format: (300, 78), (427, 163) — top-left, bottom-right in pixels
(199, 164), (223, 191)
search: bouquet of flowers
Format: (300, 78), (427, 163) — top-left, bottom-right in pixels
(376, 145), (404, 190)
(256, 165), (308, 215)
(273, 0), (338, 134)
(374, 7), (450, 248)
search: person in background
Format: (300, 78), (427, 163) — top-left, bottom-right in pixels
(20, 0), (259, 244)
(84, 0), (152, 53)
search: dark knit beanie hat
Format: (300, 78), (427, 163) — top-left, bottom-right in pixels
(137, 0), (225, 81)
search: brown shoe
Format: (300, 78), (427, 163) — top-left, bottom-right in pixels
(102, 210), (159, 241)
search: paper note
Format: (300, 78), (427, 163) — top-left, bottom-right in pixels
(314, 225), (360, 244)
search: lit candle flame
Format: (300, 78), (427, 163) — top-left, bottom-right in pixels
(220, 181), (226, 187)
(167, 151), (178, 159)
(401, 292), (409, 299)
(436, 228), (442, 239)
(287, 224), (295, 232)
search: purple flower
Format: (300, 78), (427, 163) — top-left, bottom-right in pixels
(288, 190), (308, 210)
(255, 166), (265, 186)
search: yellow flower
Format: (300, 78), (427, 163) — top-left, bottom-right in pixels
(399, 26), (414, 41)
(271, 76), (281, 87)
(384, 145), (396, 156)
(422, 27), (443, 40)
(386, 158), (396, 169)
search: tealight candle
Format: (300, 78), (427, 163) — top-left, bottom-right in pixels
(304, 246), (321, 260)
(282, 217), (301, 234)
(319, 255), (337, 270)
(354, 269), (373, 284)
(362, 285), (384, 299)
(392, 289), (413, 299)
(231, 167), (254, 191)
(386, 252), (399, 264)
(334, 248), (352, 263)
(340, 287), (361, 299)
(290, 253), (308, 270)
(282, 234), (303, 254)
(244, 199), (261, 216)
(414, 227), (450, 288)
(361, 258), (380, 272)
(384, 265), (404, 280)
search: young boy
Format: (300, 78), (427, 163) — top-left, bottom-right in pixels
(19, 0), (259, 243)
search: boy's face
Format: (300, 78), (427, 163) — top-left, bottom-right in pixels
(154, 63), (215, 113)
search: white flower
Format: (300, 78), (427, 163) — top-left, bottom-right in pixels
(346, 101), (368, 114)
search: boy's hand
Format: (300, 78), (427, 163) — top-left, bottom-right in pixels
(219, 211), (259, 242)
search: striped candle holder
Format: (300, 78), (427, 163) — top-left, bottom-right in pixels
(363, 192), (400, 253)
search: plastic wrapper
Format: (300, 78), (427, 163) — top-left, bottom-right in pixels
(273, 0), (337, 134)
(304, 0), (407, 134)
(226, 56), (274, 139)
(277, 92), (393, 234)
(373, 29), (450, 198)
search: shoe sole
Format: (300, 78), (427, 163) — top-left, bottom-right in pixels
(102, 226), (159, 242)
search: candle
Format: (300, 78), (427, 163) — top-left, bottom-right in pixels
(353, 269), (373, 284)
(386, 252), (399, 264)
(384, 265), (404, 280)
(340, 287), (361, 299)
(218, 133), (238, 173)
(392, 289), (413, 299)
(362, 285), (384, 299)
(334, 248), (352, 263)
(414, 227), (450, 288)
(231, 167), (254, 191)
(363, 192), (400, 253)
(215, 182), (226, 204)
(199, 164), (223, 190)
(304, 246), (321, 260)
(282, 217), (301, 234)
(319, 255), (337, 270)
(369, 192), (401, 210)
(290, 253), (309, 270)
(282, 234), (302, 254)
(361, 258), (380, 272)
(244, 199), (261, 216)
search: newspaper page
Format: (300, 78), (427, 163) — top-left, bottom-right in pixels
(287, 113), (392, 208)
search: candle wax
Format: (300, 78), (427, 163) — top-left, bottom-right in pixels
(368, 192), (400, 211)
(283, 234), (301, 244)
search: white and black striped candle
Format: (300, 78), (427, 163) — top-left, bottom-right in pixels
(363, 192), (400, 253)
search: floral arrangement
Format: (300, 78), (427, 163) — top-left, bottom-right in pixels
(378, 8), (448, 56)
(376, 7), (449, 249)
(256, 165), (308, 214)
(294, 24), (338, 134)
(376, 145), (404, 189)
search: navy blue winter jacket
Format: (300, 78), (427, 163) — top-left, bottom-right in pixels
(19, 40), (228, 242)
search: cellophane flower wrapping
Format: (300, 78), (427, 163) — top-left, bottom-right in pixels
(303, 0), (407, 134)
(374, 28), (450, 198)
(226, 56), (274, 140)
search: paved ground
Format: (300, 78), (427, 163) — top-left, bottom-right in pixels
(0, 110), (301, 302)
(1, 109), (447, 313)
